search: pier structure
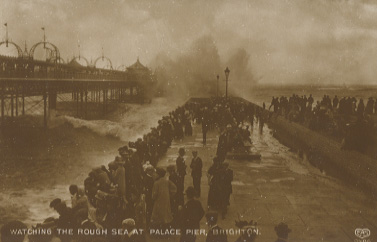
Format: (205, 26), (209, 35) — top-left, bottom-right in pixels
(0, 31), (155, 128)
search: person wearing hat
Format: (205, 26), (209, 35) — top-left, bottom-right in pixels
(274, 222), (291, 242)
(207, 157), (223, 211)
(121, 218), (146, 242)
(50, 198), (62, 210)
(49, 199), (76, 242)
(151, 168), (177, 227)
(179, 186), (205, 242)
(176, 147), (187, 206)
(205, 212), (227, 242)
(109, 160), (127, 208)
(365, 97), (374, 115)
(217, 129), (231, 163)
(190, 151), (203, 197)
(167, 164), (179, 218)
(143, 166), (155, 226)
(201, 111), (209, 145)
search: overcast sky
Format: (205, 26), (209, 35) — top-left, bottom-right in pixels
(1, 0), (377, 85)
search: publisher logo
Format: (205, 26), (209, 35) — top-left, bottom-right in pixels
(355, 228), (371, 241)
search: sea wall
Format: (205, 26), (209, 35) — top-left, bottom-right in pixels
(252, 104), (377, 198)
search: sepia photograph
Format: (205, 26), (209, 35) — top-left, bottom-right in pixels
(0, 0), (377, 241)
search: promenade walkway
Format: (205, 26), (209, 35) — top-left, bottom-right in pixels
(156, 123), (377, 242)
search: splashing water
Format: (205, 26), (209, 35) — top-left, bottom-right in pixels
(0, 97), (183, 226)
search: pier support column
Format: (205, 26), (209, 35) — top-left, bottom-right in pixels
(15, 88), (18, 117)
(43, 88), (47, 128)
(1, 83), (4, 127)
(76, 90), (79, 117)
(10, 89), (14, 118)
(47, 89), (57, 127)
(103, 89), (107, 114)
(85, 90), (88, 119)
(22, 86), (25, 115)
(80, 90), (84, 118)
(48, 91), (57, 110)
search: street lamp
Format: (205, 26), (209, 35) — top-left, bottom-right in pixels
(216, 74), (219, 98)
(224, 67), (230, 99)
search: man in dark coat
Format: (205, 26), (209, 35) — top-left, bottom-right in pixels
(167, 164), (180, 218)
(202, 112), (209, 145)
(221, 162), (233, 219)
(205, 212), (227, 242)
(176, 147), (187, 206)
(50, 199), (76, 242)
(179, 186), (205, 242)
(143, 166), (155, 226)
(190, 151), (203, 197)
(207, 157), (223, 210)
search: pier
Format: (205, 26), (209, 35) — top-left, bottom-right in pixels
(0, 35), (155, 128)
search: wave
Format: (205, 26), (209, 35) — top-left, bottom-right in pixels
(52, 97), (181, 142)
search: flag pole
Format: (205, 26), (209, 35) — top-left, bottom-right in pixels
(4, 23), (8, 47)
(42, 27), (46, 48)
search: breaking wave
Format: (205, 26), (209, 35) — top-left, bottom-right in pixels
(54, 97), (180, 142)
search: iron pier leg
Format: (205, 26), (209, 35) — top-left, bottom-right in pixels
(80, 90), (84, 118)
(85, 90), (88, 119)
(43, 89), (47, 128)
(76, 90), (79, 117)
(22, 86), (25, 115)
(10, 89), (14, 118)
(103, 89), (106, 115)
(15, 87), (18, 117)
(1, 83), (4, 127)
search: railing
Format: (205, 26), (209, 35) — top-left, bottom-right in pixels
(0, 56), (130, 81)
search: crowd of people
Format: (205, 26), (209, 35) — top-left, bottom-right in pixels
(2, 97), (290, 242)
(269, 94), (377, 153)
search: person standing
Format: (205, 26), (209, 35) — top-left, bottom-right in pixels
(179, 186), (205, 242)
(151, 168), (177, 228)
(202, 107), (210, 145)
(207, 157), (222, 210)
(202, 118), (209, 145)
(143, 166), (155, 226)
(176, 148), (187, 206)
(221, 162), (233, 219)
(110, 161), (127, 209)
(167, 165), (180, 219)
(190, 151), (203, 197)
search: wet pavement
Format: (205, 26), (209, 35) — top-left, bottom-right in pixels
(156, 123), (377, 242)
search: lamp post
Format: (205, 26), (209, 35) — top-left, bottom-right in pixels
(224, 67), (230, 99)
(216, 74), (219, 98)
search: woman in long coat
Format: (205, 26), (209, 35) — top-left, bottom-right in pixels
(151, 168), (177, 225)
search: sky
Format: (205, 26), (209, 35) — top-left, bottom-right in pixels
(1, 0), (377, 85)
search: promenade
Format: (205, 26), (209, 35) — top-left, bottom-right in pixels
(156, 123), (377, 242)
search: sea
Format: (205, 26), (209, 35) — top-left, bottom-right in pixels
(0, 85), (376, 226)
